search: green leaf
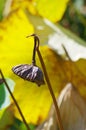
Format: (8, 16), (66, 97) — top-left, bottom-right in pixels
(0, 83), (5, 108)
(9, 118), (27, 130)
(9, 118), (36, 130)
(0, 78), (15, 109)
(29, 123), (36, 130)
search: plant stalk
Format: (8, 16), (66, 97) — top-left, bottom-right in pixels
(32, 35), (36, 65)
(0, 69), (30, 130)
(33, 35), (63, 130)
(37, 49), (64, 130)
(26, 34), (64, 130)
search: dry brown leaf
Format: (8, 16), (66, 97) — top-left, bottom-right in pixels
(36, 83), (86, 130)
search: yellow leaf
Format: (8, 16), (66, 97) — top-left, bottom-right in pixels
(0, 8), (61, 124)
(5, 0), (69, 22)
(0, 8), (34, 75)
(11, 0), (36, 15)
(34, 0), (69, 22)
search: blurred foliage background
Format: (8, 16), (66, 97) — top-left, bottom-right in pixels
(60, 0), (86, 41)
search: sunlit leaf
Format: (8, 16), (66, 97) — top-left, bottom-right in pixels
(11, 0), (36, 15)
(8, 0), (69, 22)
(0, 8), (54, 124)
(0, 8), (34, 75)
(34, 0), (69, 22)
